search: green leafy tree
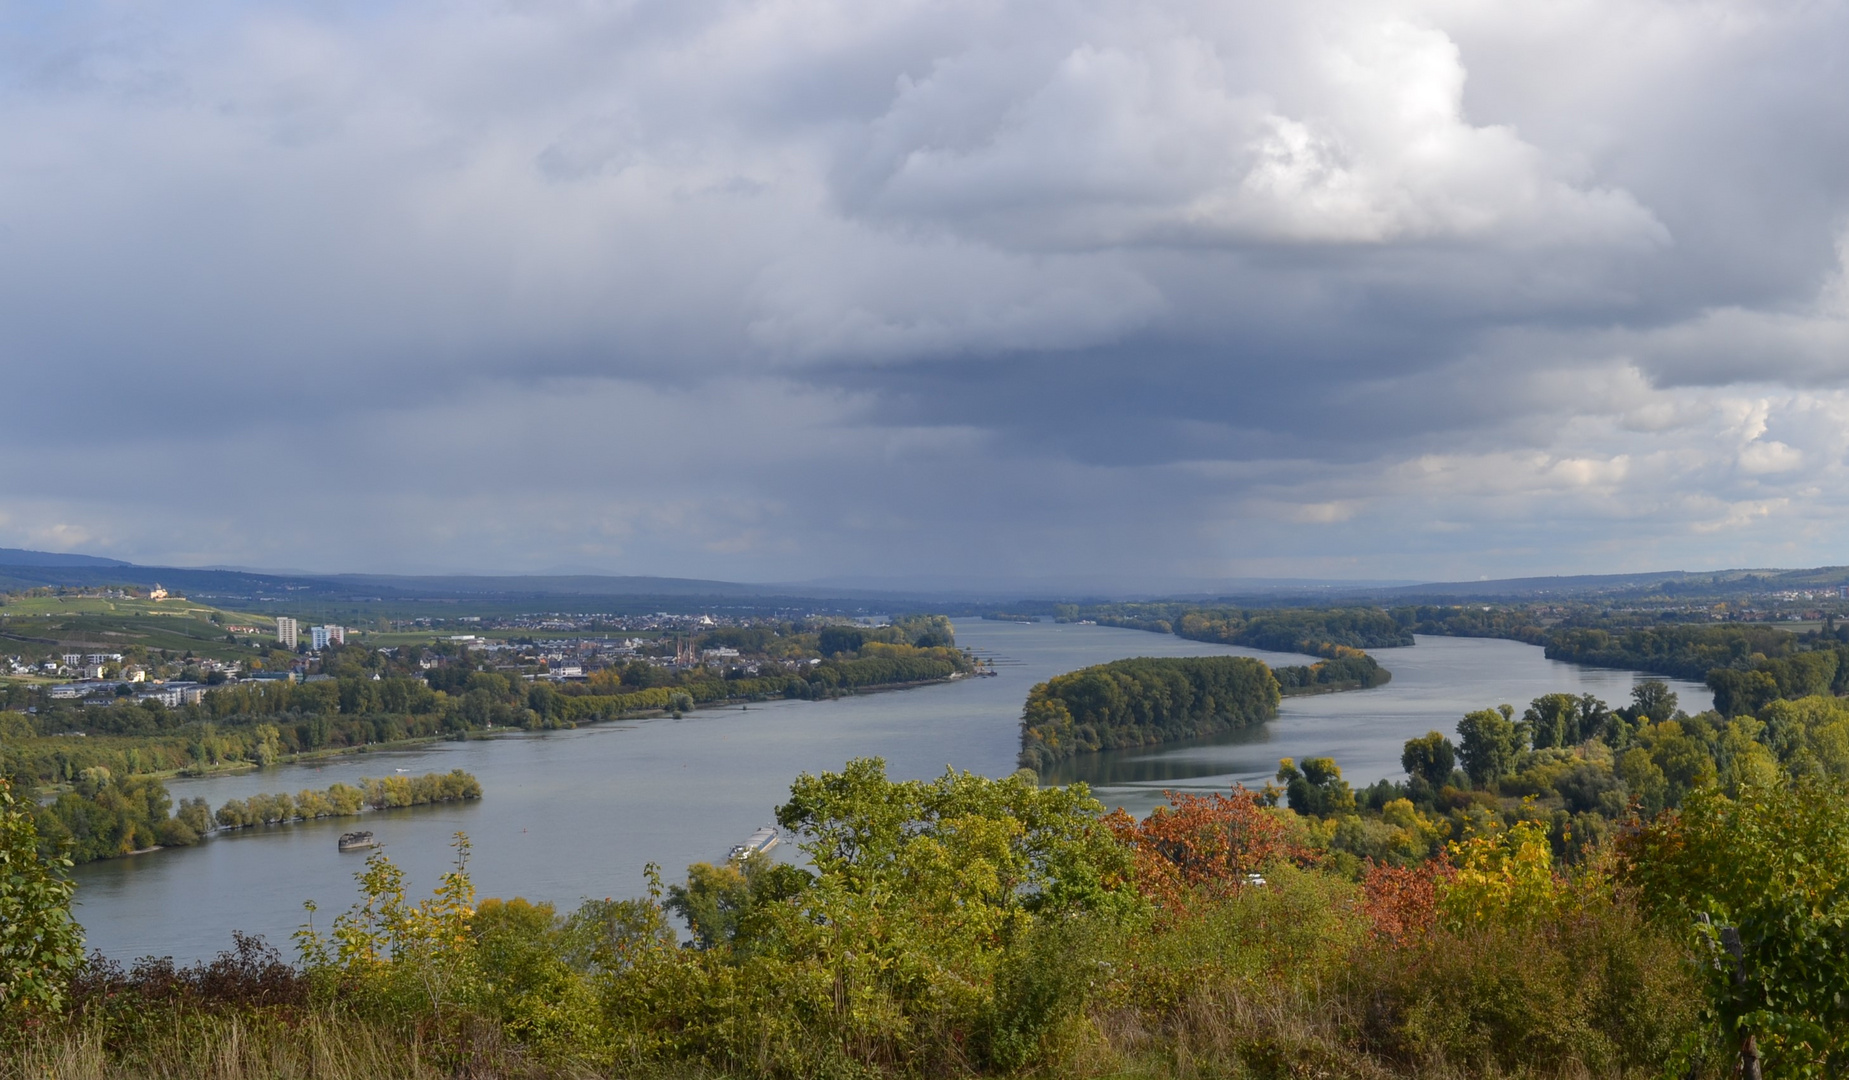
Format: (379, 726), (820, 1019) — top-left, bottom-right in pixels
(777, 758), (1137, 922)
(0, 779), (85, 1014)
(1523, 693), (1583, 749)
(1457, 706), (1525, 789)
(1630, 679), (1679, 724)
(1626, 778), (1849, 1074)
(1709, 669), (1781, 718)
(1401, 731), (1457, 789)
(665, 851), (810, 952)
(1276, 757), (1357, 816)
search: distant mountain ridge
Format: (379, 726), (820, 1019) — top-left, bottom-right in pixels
(1, 546), (1846, 605)
(1364, 567), (1849, 602)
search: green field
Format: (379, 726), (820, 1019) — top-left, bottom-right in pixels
(0, 594), (269, 621)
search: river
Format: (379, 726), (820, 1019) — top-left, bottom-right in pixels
(68, 621), (1710, 962)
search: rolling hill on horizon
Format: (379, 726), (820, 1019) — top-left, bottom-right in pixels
(3, 547), (1847, 607)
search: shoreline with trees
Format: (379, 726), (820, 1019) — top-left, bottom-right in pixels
(1073, 600), (1849, 722)
(1, 615), (978, 797)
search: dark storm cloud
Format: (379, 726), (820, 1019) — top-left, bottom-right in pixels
(2, 0), (1848, 582)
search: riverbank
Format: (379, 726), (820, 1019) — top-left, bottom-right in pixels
(19, 667), (980, 801)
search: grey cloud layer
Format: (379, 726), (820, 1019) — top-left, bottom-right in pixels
(2, 0), (1846, 581)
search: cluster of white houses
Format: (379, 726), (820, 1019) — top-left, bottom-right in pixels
(44, 666), (312, 708)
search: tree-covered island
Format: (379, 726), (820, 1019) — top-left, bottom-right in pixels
(28, 769), (482, 865)
(1017, 650), (1390, 768)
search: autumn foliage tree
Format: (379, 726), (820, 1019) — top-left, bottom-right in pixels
(1104, 788), (1314, 912)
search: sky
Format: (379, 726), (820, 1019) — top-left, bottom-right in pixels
(2, 0), (1848, 589)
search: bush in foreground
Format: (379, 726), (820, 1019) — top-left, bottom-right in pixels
(13, 760), (1849, 1078)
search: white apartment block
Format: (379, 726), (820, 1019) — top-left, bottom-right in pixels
(276, 617), (299, 648)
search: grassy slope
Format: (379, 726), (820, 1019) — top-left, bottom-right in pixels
(0, 597), (275, 662)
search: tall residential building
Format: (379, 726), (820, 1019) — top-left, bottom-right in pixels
(310, 625), (331, 651)
(326, 625), (345, 646)
(275, 617), (299, 648)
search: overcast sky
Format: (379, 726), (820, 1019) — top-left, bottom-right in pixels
(3, 0), (1847, 587)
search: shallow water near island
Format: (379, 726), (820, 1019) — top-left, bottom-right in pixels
(70, 622), (1709, 962)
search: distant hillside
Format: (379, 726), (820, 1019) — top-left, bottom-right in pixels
(0, 547), (130, 568)
(5, 549), (1849, 609)
(322, 573), (796, 598)
(0, 563), (921, 617)
(1369, 567), (1849, 602)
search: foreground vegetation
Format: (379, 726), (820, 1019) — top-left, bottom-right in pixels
(6, 616), (1847, 1077)
(4, 749), (1842, 1079)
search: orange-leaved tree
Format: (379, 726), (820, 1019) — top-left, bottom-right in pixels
(1359, 857), (1454, 945)
(1104, 788), (1314, 913)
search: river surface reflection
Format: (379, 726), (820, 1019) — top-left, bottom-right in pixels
(69, 622), (1709, 962)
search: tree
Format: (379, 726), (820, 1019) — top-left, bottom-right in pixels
(1103, 787), (1309, 911)
(1625, 778), (1849, 1074)
(1630, 680), (1678, 724)
(665, 851), (809, 952)
(1457, 706), (1524, 789)
(1708, 669), (1779, 718)
(776, 758), (1138, 922)
(0, 779), (85, 1014)
(1276, 757), (1356, 816)
(817, 626), (867, 657)
(1401, 731), (1457, 789)
(1523, 693), (1583, 749)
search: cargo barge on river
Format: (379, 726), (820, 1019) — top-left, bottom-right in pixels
(728, 827), (779, 862)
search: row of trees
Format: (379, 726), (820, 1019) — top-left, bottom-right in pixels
(1543, 623), (1828, 685)
(28, 768), (483, 862)
(1266, 679), (1849, 885)
(214, 771), (480, 830)
(1079, 603), (1412, 652)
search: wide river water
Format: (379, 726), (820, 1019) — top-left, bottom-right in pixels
(69, 621), (1710, 962)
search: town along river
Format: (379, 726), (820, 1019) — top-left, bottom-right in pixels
(69, 623), (1711, 962)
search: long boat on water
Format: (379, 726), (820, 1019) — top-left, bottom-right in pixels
(728, 826), (779, 862)
(338, 831), (376, 852)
